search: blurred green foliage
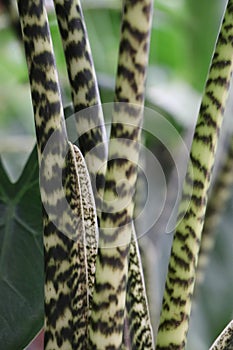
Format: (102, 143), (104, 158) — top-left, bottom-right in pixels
(0, 146), (43, 349)
(0, 1), (232, 349)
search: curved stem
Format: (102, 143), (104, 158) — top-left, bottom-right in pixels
(156, 1), (233, 348)
(53, 0), (107, 205)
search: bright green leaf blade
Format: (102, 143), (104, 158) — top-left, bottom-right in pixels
(0, 146), (43, 350)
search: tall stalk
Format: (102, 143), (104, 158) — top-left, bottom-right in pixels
(52, 1), (154, 348)
(53, 0), (108, 313)
(89, 0), (154, 348)
(53, 0), (108, 206)
(17, 1), (97, 348)
(156, 1), (233, 348)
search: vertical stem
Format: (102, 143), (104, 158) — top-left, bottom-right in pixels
(53, 0), (107, 316)
(156, 1), (233, 349)
(89, 0), (154, 348)
(196, 135), (233, 288)
(53, 0), (107, 207)
(17, 1), (88, 349)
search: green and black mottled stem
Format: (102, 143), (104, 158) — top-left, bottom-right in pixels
(53, 0), (107, 208)
(196, 134), (233, 288)
(156, 1), (233, 349)
(53, 0), (108, 315)
(89, 0), (154, 348)
(54, 1), (154, 349)
(125, 227), (155, 349)
(17, 1), (90, 348)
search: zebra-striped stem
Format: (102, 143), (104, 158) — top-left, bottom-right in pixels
(53, 0), (108, 314)
(89, 0), (154, 348)
(53, 3), (154, 349)
(53, 0), (107, 206)
(196, 134), (233, 288)
(156, 1), (233, 349)
(17, 1), (95, 348)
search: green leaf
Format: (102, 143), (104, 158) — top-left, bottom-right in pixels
(0, 146), (43, 350)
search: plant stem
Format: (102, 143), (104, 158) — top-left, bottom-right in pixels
(156, 1), (233, 348)
(89, 0), (154, 348)
(53, 0), (108, 207)
(196, 134), (233, 288)
(17, 1), (89, 348)
(53, 0), (107, 314)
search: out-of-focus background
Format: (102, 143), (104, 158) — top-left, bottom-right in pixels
(0, 0), (232, 349)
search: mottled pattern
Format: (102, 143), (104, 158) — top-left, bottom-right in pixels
(43, 142), (88, 349)
(196, 135), (233, 287)
(156, 1), (233, 349)
(72, 144), (99, 310)
(54, 1), (154, 348)
(17, 1), (98, 348)
(89, 0), (154, 348)
(210, 320), (233, 350)
(125, 227), (154, 349)
(18, 0), (68, 159)
(53, 0), (108, 313)
(53, 0), (107, 212)
(41, 141), (98, 349)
